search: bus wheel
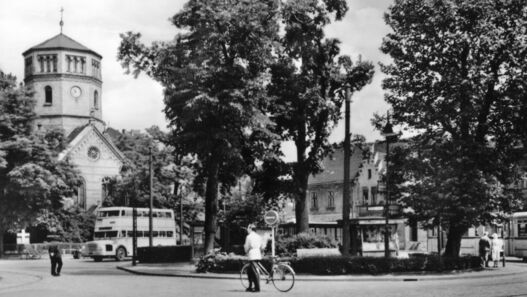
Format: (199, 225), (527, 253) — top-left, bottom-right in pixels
(115, 247), (127, 261)
(93, 257), (103, 262)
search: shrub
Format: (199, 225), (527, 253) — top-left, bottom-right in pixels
(138, 245), (192, 263)
(271, 233), (338, 256)
(196, 253), (481, 275)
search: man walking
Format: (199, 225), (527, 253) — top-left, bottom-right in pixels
(244, 224), (264, 292)
(478, 231), (491, 268)
(48, 240), (63, 276)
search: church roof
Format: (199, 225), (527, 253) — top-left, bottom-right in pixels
(67, 123), (89, 143)
(23, 33), (102, 58)
(59, 123), (126, 162)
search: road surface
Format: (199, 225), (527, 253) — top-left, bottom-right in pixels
(1, 257), (526, 297)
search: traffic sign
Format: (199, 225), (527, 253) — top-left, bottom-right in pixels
(264, 210), (280, 226)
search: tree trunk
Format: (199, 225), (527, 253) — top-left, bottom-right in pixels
(444, 223), (467, 257)
(0, 227), (4, 259)
(294, 171), (309, 233)
(203, 159), (220, 255)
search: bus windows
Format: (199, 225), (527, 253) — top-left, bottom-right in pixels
(98, 210), (120, 217)
(519, 219), (527, 237)
(94, 231), (118, 239)
(167, 231), (174, 237)
(153, 231), (159, 237)
(107, 231), (118, 238)
(166, 212), (172, 218)
(159, 231), (166, 237)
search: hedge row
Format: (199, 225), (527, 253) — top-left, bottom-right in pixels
(269, 233), (338, 257)
(197, 254), (480, 275)
(138, 245), (192, 263)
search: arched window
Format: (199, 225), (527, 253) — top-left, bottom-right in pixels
(102, 177), (111, 204)
(78, 178), (86, 210)
(44, 86), (52, 105)
(94, 90), (99, 109)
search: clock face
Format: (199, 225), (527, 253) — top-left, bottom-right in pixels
(70, 86), (82, 98)
(87, 146), (100, 160)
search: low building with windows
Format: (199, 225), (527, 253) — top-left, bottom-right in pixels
(281, 142), (428, 256)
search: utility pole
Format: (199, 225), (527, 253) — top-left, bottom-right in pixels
(381, 112), (397, 258)
(149, 146), (153, 248)
(180, 193), (184, 245)
(342, 87), (351, 257)
(132, 207), (137, 266)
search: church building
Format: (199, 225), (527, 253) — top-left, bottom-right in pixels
(22, 30), (125, 209)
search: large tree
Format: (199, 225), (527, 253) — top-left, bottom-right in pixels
(118, 0), (279, 253)
(103, 127), (175, 208)
(380, 0), (527, 256)
(267, 0), (374, 232)
(0, 71), (81, 255)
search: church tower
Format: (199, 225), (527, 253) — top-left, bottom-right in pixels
(22, 16), (125, 210)
(22, 32), (104, 135)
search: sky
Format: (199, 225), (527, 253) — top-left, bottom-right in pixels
(0, 0), (393, 161)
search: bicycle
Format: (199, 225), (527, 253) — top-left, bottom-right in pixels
(240, 256), (295, 292)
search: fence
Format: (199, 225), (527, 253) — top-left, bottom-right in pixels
(3, 243), (84, 257)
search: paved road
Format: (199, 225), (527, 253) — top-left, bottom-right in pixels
(1, 258), (527, 297)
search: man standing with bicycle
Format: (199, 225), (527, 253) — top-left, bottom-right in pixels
(244, 224), (264, 292)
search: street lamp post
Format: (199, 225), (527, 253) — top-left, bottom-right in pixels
(381, 112), (397, 258)
(149, 146), (153, 248)
(132, 207), (137, 266)
(342, 87), (352, 257)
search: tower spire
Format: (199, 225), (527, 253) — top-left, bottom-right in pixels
(59, 7), (64, 34)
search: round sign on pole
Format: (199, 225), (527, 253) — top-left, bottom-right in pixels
(264, 210), (280, 226)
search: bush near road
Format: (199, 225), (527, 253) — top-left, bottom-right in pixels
(196, 254), (481, 275)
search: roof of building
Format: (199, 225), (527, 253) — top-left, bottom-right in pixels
(308, 145), (365, 186)
(23, 33), (102, 58)
(60, 123), (126, 162)
(66, 123), (89, 144)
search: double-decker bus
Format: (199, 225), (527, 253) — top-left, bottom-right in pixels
(82, 207), (176, 261)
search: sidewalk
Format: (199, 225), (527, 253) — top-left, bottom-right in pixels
(117, 259), (527, 282)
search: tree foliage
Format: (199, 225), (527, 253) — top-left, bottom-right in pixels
(380, 0), (527, 256)
(0, 70), (81, 254)
(118, 0), (280, 253)
(103, 127), (175, 208)
(266, 0), (374, 232)
(31, 206), (96, 243)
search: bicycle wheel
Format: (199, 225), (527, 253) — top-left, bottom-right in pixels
(272, 264), (295, 292)
(240, 263), (250, 289)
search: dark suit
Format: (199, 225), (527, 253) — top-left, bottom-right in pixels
(48, 243), (63, 276)
(478, 236), (491, 267)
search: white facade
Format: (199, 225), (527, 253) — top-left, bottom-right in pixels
(23, 33), (124, 209)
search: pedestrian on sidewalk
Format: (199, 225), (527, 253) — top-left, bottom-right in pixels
(490, 233), (503, 268)
(48, 241), (63, 276)
(244, 224), (264, 293)
(478, 232), (491, 268)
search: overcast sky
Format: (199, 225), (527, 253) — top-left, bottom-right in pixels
(0, 0), (393, 160)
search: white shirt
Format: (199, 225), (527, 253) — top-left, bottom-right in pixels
(244, 231), (263, 260)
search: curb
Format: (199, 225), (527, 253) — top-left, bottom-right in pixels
(116, 265), (527, 282)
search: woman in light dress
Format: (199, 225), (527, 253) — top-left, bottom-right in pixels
(490, 233), (503, 268)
